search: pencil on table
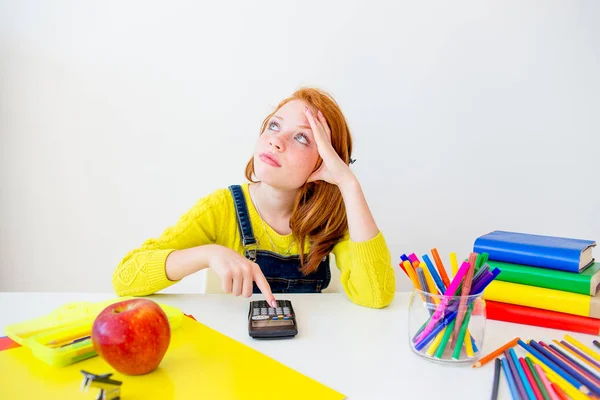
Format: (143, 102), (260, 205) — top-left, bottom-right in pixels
(527, 353), (590, 400)
(509, 348), (536, 400)
(501, 357), (521, 400)
(490, 358), (501, 400)
(545, 343), (600, 384)
(564, 334), (600, 363)
(519, 357), (544, 400)
(525, 357), (552, 400)
(504, 349), (528, 400)
(533, 362), (560, 400)
(553, 340), (600, 373)
(558, 340), (600, 370)
(473, 337), (521, 368)
(549, 382), (570, 400)
(530, 340), (600, 397)
(519, 340), (592, 397)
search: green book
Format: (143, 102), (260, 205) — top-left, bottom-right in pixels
(491, 260), (600, 296)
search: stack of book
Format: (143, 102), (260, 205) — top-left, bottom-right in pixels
(474, 230), (599, 335)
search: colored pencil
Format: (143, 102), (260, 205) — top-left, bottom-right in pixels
(420, 262), (441, 297)
(549, 383), (569, 400)
(431, 248), (451, 288)
(450, 252), (458, 277)
(520, 356), (544, 400)
(422, 254), (445, 293)
(526, 352), (590, 400)
(546, 343), (600, 383)
(501, 357), (521, 400)
(509, 348), (536, 400)
(504, 349), (528, 400)
(491, 358), (501, 400)
(534, 362), (560, 400)
(565, 335), (600, 362)
(530, 340), (600, 396)
(408, 253), (420, 264)
(594, 340), (600, 351)
(464, 328), (475, 358)
(402, 260), (420, 289)
(452, 261), (476, 346)
(415, 311), (458, 351)
(452, 302), (474, 360)
(416, 268), (435, 316)
(518, 340), (591, 394)
(398, 261), (407, 276)
(413, 261), (470, 344)
(426, 327), (446, 356)
(541, 341), (600, 389)
(473, 337), (521, 368)
(526, 357), (552, 400)
(434, 319), (456, 358)
(559, 340), (600, 370)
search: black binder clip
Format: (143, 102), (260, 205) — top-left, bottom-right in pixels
(80, 370), (122, 400)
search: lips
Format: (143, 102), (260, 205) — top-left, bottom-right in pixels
(259, 153), (281, 168)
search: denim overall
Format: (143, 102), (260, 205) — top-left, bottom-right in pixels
(229, 185), (331, 293)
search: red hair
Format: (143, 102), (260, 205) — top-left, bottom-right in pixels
(245, 88), (353, 275)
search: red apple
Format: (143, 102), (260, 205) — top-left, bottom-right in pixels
(91, 298), (171, 375)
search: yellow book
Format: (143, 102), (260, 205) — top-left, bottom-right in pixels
(483, 280), (600, 318)
(0, 315), (345, 399)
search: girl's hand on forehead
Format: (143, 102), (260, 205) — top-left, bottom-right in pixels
(304, 107), (354, 187)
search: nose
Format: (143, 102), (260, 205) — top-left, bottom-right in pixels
(269, 134), (285, 152)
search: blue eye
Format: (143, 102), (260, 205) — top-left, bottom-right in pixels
(268, 121), (280, 131)
(294, 133), (309, 145)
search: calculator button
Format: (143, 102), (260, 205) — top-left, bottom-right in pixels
(252, 309), (259, 315)
(268, 309), (275, 315)
(283, 307), (290, 313)
(277, 315), (283, 319)
(272, 316), (279, 320)
(283, 316), (290, 320)
(260, 308), (267, 315)
(276, 307), (283, 314)
(252, 315), (270, 320)
(285, 313), (292, 317)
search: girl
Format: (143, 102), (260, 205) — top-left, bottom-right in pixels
(112, 88), (396, 309)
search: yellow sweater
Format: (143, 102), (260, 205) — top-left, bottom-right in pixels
(112, 184), (396, 308)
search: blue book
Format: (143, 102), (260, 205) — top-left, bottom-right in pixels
(473, 230), (596, 273)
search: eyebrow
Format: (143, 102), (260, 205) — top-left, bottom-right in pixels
(273, 115), (311, 130)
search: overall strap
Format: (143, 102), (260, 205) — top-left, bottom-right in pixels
(228, 185), (258, 260)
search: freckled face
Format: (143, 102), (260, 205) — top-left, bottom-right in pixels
(253, 100), (319, 189)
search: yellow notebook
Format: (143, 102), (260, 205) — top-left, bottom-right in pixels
(483, 280), (600, 319)
(0, 315), (345, 399)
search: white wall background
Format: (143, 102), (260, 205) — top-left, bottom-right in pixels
(1, 1), (599, 294)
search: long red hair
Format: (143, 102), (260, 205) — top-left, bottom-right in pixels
(245, 88), (353, 275)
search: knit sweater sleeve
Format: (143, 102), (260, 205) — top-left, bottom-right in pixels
(112, 189), (228, 297)
(331, 230), (396, 308)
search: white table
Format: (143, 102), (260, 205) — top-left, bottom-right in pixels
(1, 292), (596, 399)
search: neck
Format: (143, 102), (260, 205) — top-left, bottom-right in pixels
(251, 182), (298, 231)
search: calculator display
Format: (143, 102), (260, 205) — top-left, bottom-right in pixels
(252, 320), (294, 328)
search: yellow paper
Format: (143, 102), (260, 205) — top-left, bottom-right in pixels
(0, 316), (345, 400)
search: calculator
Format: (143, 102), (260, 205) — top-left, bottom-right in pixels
(248, 300), (298, 339)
